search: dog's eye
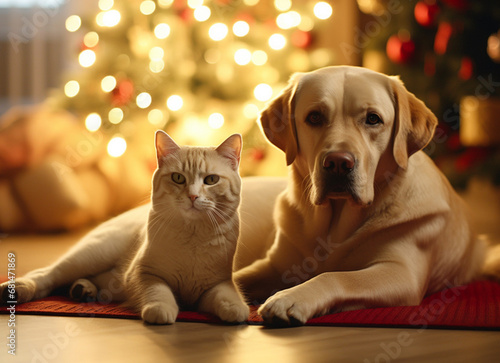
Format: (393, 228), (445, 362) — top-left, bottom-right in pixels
(306, 111), (324, 126)
(366, 113), (383, 126)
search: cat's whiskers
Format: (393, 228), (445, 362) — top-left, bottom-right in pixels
(147, 209), (175, 244)
(209, 208), (239, 248)
(206, 210), (230, 262)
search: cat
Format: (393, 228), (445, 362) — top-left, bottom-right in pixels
(0, 130), (249, 324)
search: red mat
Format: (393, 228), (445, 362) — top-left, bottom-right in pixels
(1, 280), (499, 330)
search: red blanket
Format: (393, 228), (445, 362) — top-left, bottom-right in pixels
(1, 280), (499, 329)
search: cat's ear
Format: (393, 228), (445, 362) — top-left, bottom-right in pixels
(216, 134), (242, 170)
(155, 130), (180, 167)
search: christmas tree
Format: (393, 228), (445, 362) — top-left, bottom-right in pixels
(360, 0), (500, 187)
(54, 0), (336, 176)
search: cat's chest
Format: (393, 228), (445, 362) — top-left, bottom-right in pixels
(141, 240), (233, 305)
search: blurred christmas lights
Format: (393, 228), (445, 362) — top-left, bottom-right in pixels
(275, 0), (292, 12)
(233, 21), (250, 37)
(254, 83), (273, 102)
(97, 10), (121, 27)
(209, 23), (229, 41)
(108, 108), (124, 124)
(85, 113), (102, 132)
(208, 113), (225, 129)
(194, 6), (211, 22)
(314, 2), (333, 20)
(140, 1), (156, 15)
(79, 49), (96, 67)
(101, 76), (117, 92)
(167, 95), (183, 111)
(136, 92), (152, 109)
(154, 23), (171, 39)
(148, 109), (168, 127)
(234, 49), (252, 65)
(269, 33), (287, 50)
(98, 0), (114, 11)
(64, 80), (80, 98)
(107, 136), (127, 157)
(83, 32), (99, 48)
(65, 15), (82, 32)
(62, 0), (336, 157)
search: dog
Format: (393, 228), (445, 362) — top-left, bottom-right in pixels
(234, 66), (498, 327)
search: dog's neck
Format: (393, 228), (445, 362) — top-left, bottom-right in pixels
(288, 164), (368, 242)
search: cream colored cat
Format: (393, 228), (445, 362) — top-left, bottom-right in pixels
(0, 131), (249, 324)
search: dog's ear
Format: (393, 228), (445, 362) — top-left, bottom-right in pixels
(259, 73), (303, 165)
(390, 76), (438, 170)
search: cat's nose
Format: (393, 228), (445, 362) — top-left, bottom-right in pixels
(189, 195), (199, 202)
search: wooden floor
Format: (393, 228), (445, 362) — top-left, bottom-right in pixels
(1, 179), (500, 362)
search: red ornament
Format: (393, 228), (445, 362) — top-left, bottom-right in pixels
(414, 1), (440, 27)
(179, 8), (193, 23)
(455, 147), (490, 173)
(458, 57), (473, 80)
(434, 22), (453, 55)
(446, 132), (462, 151)
(112, 80), (134, 106)
(291, 30), (313, 49)
(250, 148), (266, 162)
(386, 34), (415, 64)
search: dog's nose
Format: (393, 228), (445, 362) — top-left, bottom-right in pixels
(323, 152), (355, 175)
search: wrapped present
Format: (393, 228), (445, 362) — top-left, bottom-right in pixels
(0, 104), (153, 232)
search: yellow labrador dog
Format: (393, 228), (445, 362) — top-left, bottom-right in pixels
(235, 66), (497, 327)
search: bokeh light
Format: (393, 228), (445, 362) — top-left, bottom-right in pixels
(254, 83), (273, 102)
(136, 92), (152, 109)
(108, 108), (124, 124)
(101, 75), (117, 92)
(83, 32), (100, 48)
(208, 113), (225, 129)
(269, 33), (287, 50)
(107, 136), (127, 157)
(79, 49), (96, 67)
(154, 23), (171, 39)
(167, 95), (183, 111)
(65, 15), (81, 32)
(64, 80), (80, 98)
(209, 23), (228, 41)
(85, 113), (102, 132)
(314, 2), (333, 20)
(233, 21), (250, 37)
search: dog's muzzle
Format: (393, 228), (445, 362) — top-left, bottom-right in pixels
(322, 151), (356, 196)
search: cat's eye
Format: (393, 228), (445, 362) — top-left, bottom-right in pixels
(172, 173), (186, 184)
(204, 175), (220, 185)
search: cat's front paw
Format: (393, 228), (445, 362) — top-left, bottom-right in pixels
(216, 300), (249, 323)
(0, 278), (37, 304)
(141, 302), (179, 325)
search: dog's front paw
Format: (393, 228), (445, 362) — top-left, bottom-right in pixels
(216, 300), (249, 323)
(258, 288), (317, 328)
(141, 302), (179, 325)
(0, 278), (37, 304)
